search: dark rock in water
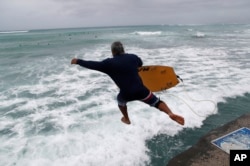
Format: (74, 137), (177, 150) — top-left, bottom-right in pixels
(168, 113), (250, 166)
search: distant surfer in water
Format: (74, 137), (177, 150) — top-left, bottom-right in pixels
(71, 41), (185, 125)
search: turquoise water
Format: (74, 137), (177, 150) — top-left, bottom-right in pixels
(0, 24), (250, 166)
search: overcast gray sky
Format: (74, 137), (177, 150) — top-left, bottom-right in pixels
(1, 0), (250, 30)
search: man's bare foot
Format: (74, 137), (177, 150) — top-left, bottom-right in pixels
(169, 114), (185, 125)
(121, 117), (131, 125)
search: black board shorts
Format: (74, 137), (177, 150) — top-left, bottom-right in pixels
(117, 91), (160, 107)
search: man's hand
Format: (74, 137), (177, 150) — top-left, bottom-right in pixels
(71, 58), (78, 64)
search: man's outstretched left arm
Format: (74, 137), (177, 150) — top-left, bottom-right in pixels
(71, 58), (107, 72)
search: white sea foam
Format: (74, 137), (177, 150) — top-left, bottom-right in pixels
(131, 31), (162, 36)
(2, 45), (250, 165)
(193, 32), (205, 38)
(0, 30), (29, 34)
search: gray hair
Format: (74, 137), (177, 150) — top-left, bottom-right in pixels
(111, 41), (125, 55)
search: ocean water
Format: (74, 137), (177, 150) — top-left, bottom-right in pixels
(0, 24), (250, 166)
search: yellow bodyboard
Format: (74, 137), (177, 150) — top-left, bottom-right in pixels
(138, 65), (179, 92)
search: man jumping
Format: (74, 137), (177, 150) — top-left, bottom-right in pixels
(71, 41), (184, 125)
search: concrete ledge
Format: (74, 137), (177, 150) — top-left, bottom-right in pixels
(168, 113), (250, 166)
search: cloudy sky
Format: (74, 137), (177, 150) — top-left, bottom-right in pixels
(1, 0), (250, 30)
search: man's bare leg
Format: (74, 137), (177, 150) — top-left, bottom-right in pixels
(157, 101), (185, 125)
(118, 105), (131, 125)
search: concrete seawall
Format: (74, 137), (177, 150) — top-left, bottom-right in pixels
(168, 113), (250, 166)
